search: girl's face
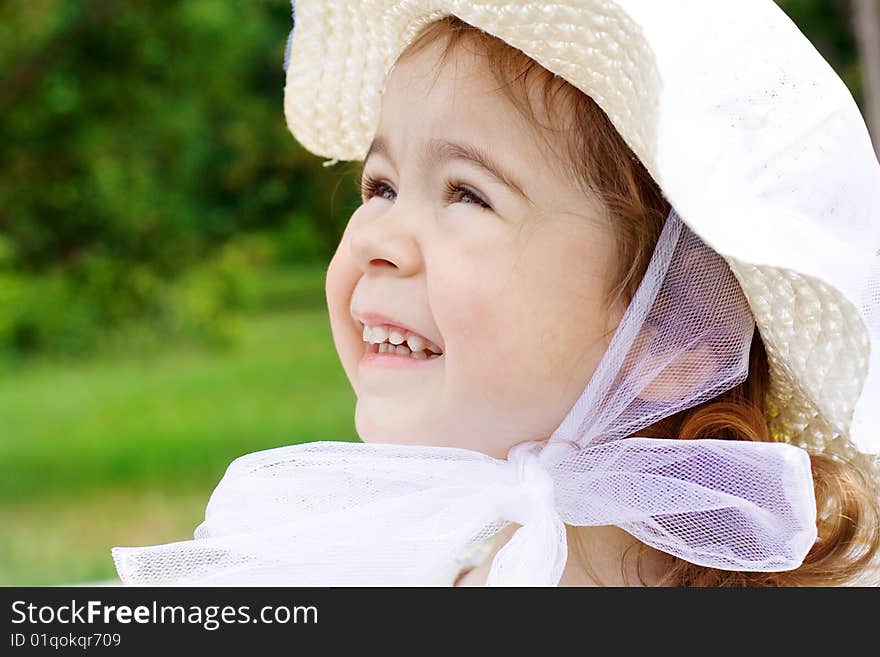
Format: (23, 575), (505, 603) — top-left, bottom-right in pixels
(326, 38), (626, 460)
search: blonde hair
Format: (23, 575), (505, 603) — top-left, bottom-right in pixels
(392, 14), (880, 586)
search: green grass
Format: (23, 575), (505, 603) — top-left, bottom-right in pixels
(0, 305), (358, 585)
(0, 483), (211, 586)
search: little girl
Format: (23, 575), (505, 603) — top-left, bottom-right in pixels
(113, 2), (880, 586)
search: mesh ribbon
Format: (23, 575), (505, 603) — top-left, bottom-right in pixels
(111, 209), (819, 586)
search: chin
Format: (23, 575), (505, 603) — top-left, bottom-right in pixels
(354, 403), (426, 446)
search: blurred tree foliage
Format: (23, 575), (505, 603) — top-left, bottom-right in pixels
(0, 0), (355, 356)
(0, 0), (354, 270)
(779, 0), (864, 102)
(0, 0), (866, 357)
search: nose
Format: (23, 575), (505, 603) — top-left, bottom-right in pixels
(348, 200), (424, 276)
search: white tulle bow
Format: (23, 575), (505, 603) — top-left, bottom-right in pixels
(111, 437), (817, 586)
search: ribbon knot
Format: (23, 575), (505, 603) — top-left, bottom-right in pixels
(483, 441), (569, 586)
(502, 441), (558, 527)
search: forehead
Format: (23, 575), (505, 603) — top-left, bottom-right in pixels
(376, 37), (568, 175)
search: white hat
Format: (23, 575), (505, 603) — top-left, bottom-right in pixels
(110, 0), (880, 586)
(283, 0), (880, 465)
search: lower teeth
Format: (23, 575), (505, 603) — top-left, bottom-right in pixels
(376, 343), (441, 359)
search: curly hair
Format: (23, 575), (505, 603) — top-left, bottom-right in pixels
(398, 14), (880, 586)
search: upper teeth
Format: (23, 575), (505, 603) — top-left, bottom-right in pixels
(362, 325), (443, 354)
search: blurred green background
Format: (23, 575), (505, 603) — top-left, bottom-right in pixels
(0, 0), (874, 585)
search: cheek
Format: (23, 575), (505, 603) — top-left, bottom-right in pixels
(425, 245), (551, 404)
(325, 241), (362, 390)
(435, 224), (618, 423)
(429, 245), (514, 359)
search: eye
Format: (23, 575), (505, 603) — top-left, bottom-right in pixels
(442, 179), (493, 211)
(360, 175), (396, 203)
(359, 175), (493, 211)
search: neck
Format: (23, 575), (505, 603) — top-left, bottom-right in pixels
(455, 523), (671, 586)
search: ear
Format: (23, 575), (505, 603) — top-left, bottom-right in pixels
(637, 341), (719, 403)
(621, 320), (722, 404)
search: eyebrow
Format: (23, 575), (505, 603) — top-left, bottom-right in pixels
(362, 135), (531, 202)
